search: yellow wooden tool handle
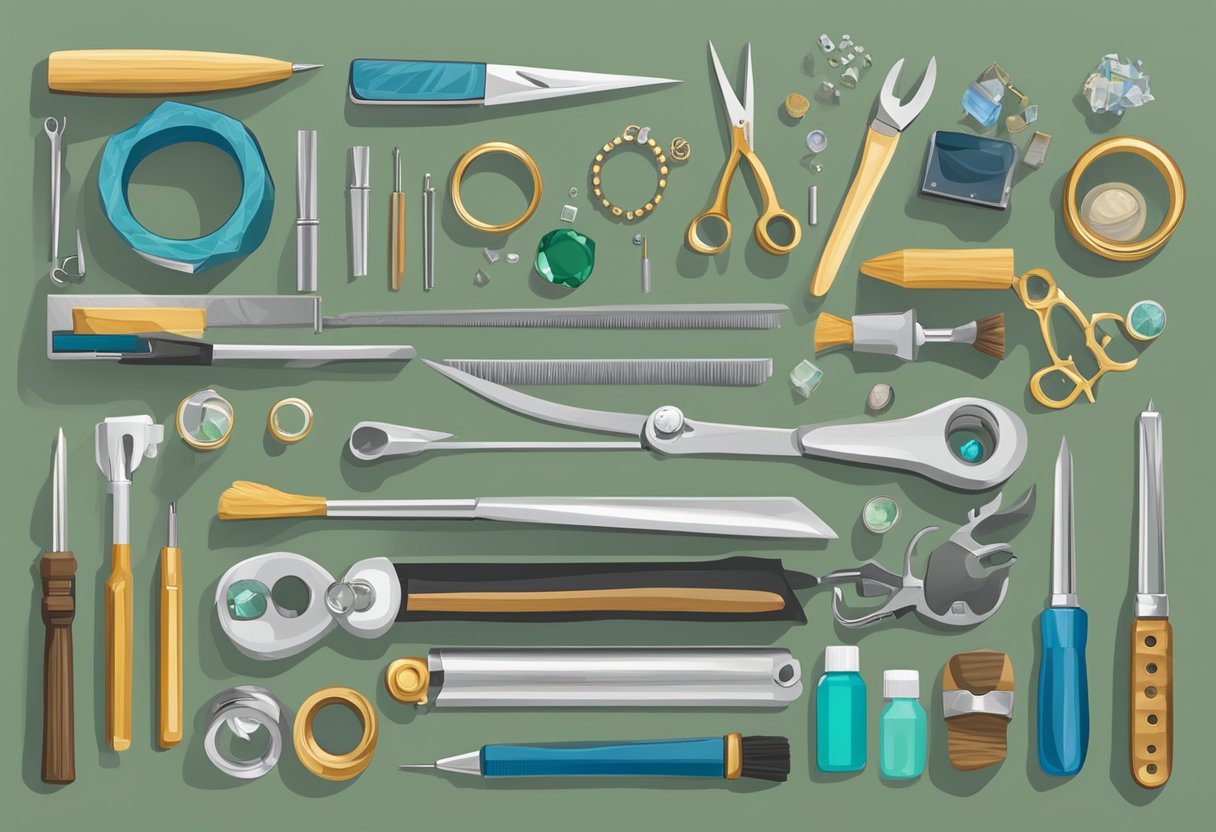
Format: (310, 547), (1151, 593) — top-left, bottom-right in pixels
(810, 127), (900, 297)
(1130, 618), (1172, 788)
(73, 307), (206, 338)
(49, 49), (294, 94)
(859, 248), (1017, 289)
(390, 192), (406, 291)
(105, 543), (132, 751)
(218, 481), (327, 519)
(159, 546), (183, 748)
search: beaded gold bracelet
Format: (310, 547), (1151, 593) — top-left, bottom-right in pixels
(590, 125), (688, 222)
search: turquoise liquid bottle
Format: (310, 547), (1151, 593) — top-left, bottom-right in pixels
(816, 645), (866, 772)
(880, 669), (926, 779)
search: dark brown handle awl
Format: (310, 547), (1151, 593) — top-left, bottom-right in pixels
(41, 549), (76, 784)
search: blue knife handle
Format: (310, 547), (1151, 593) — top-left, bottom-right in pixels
(349, 60), (487, 104)
(1037, 607), (1089, 776)
(481, 737), (726, 778)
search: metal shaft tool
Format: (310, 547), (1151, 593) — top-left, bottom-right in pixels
(1132, 400), (1171, 788)
(217, 481), (836, 539)
(159, 503), (182, 749)
(390, 148), (405, 290)
(43, 117), (85, 284)
(95, 416), (163, 751)
(422, 173), (436, 291)
(40, 428), (75, 784)
(1037, 438), (1088, 776)
(349, 146), (371, 278)
(48, 49), (322, 94)
(295, 130), (318, 293)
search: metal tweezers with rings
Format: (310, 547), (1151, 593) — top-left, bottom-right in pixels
(450, 141), (542, 234)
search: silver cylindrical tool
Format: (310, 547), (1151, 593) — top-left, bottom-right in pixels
(386, 647), (803, 708)
(295, 130), (318, 292)
(349, 146), (371, 277)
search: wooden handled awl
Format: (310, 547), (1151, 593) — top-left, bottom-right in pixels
(159, 502), (183, 748)
(48, 50), (322, 95)
(1132, 401), (1171, 788)
(41, 428), (75, 784)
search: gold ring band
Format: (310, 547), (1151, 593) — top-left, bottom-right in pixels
(1062, 136), (1185, 262)
(450, 141), (542, 234)
(293, 687), (378, 781)
(175, 388), (234, 450)
(267, 397), (313, 444)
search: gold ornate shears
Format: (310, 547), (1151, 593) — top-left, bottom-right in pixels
(686, 42), (800, 256)
(1011, 269), (1138, 409)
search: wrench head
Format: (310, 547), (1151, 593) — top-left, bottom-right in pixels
(876, 56), (937, 133)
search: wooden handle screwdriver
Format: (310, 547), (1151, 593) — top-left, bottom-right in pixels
(158, 502), (182, 748)
(48, 49), (322, 95)
(390, 147), (406, 291)
(41, 428), (75, 784)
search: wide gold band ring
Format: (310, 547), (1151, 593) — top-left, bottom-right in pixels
(267, 397), (313, 444)
(1062, 136), (1185, 262)
(293, 686), (378, 781)
(450, 141), (543, 234)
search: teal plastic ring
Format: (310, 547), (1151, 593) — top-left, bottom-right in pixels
(98, 101), (274, 274)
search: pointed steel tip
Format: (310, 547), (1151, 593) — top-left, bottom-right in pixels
(398, 764), (435, 770)
(292, 63), (324, 74)
(1058, 436), (1070, 455)
(1146, 398), (1156, 412)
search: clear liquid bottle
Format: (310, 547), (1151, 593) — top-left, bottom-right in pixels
(880, 669), (926, 780)
(816, 645), (866, 772)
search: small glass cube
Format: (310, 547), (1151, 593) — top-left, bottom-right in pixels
(789, 359), (824, 398)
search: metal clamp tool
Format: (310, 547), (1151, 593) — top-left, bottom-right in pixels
(43, 117), (85, 284)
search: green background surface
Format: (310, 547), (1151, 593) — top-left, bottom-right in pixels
(4, 0), (1212, 828)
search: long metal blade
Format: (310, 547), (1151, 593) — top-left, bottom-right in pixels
(1136, 401), (1167, 617)
(52, 428), (67, 551)
(1051, 437), (1076, 607)
(485, 63), (678, 106)
(324, 304), (786, 330)
(211, 344), (415, 366)
(423, 359), (646, 437)
(707, 42), (748, 129)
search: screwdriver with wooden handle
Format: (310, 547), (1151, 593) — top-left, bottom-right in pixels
(390, 147), (406, 290)
(1132, 400), (1171, 788)
(41, 428), (75, 784)
(48, 50), (322, 95)
(159, 502), (182, 749)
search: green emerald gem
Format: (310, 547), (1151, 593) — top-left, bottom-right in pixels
(535, 228), (596, 287)
(863, 496), (900, 534)
(1128, 300), (1166, 340)
(226, 579), (270, 620)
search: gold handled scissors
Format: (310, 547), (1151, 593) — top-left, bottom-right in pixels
(687, 42), (800, 257)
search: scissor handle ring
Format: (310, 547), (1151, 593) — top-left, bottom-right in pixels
(1029, 362), (1094, 410)
(754, 208), (802, 256)
(686, 210), (733, 255)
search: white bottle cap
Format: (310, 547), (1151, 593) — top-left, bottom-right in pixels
(883, 669), (920, 699)
(824, 645), (859, 673)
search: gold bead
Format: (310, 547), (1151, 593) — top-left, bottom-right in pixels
(613, 136), (623, 146)
(660, 166), (669, 175)
(602, 198), (611, 208)
(654, 194), (663, 204)
(612, 206), (623, 216)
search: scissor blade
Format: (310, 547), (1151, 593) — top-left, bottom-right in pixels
(707, 42), (749, 131)
(485, 63), (679, 107)
(743, 43), (755, 146)
(424, 359), (647, 438)
(875, 56), (937, 133)
(1051, 438), (1076, 606)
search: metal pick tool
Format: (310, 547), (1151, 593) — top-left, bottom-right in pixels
(44, 117), (85, 284)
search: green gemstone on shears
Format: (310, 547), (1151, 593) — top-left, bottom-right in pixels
(1127, 300), (1166, 340)
(959, 439), (984, 462)
(227, 579), (270, 620)
(536, 228), (596, 288)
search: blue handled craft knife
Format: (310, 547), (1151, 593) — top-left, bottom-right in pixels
(1036, 437), (1089, 776)
(349, 59), (679, 106)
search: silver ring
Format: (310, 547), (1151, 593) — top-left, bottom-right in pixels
(203, 686), (289, 780)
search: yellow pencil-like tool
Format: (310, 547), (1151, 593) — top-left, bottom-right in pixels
(158, 502), (182, 748)
(390, 147), (406, 291)
(49, 50), (322, 95)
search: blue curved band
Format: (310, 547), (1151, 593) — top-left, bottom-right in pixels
(98, 101), (274, 274)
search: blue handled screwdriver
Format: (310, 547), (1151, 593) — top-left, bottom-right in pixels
(1037, 437), (1089, 776)
(400, 734), (789, 783)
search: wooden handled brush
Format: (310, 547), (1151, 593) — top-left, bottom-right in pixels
(814, 310), (1004, 361)
(218, 481), (326, 520)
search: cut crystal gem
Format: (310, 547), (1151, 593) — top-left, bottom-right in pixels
(1127, 300), (1166, 341)
(789, 359), (824, 398)
(863, 496), (900, 534)
(226, 579), (270, 621)
(535, 228), (596, 288)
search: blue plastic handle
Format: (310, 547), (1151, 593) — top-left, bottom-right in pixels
(1037, 607), (1089, 776)
(481, 737), (726, 778)
(52, 333), (150, 354)
(349, 60), (488, 104)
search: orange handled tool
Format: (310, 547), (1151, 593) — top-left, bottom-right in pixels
(41, 429), (75, 784)
(48, 49), (321, 95)
(159, 503), (183, 748)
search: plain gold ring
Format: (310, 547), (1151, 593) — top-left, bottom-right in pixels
(293, 687), (378, 781)
(1062, 136), (1185, 262)
(450, 141), (543, 234)
(267, 397), (313, 444)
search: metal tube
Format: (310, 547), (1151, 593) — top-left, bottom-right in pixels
(349, 146), (371, 277)
(295, 130), (318, 292)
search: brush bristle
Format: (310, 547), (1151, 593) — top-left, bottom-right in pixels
(740, 735), (791, 782)
(972, 313), (1005, 360)
(218, 481), (327, 520)
(813, 313), (854, 352)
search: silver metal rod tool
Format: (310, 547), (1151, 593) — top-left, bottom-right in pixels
(349, 146), (371, 277)
(295, 130), (318, 292)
